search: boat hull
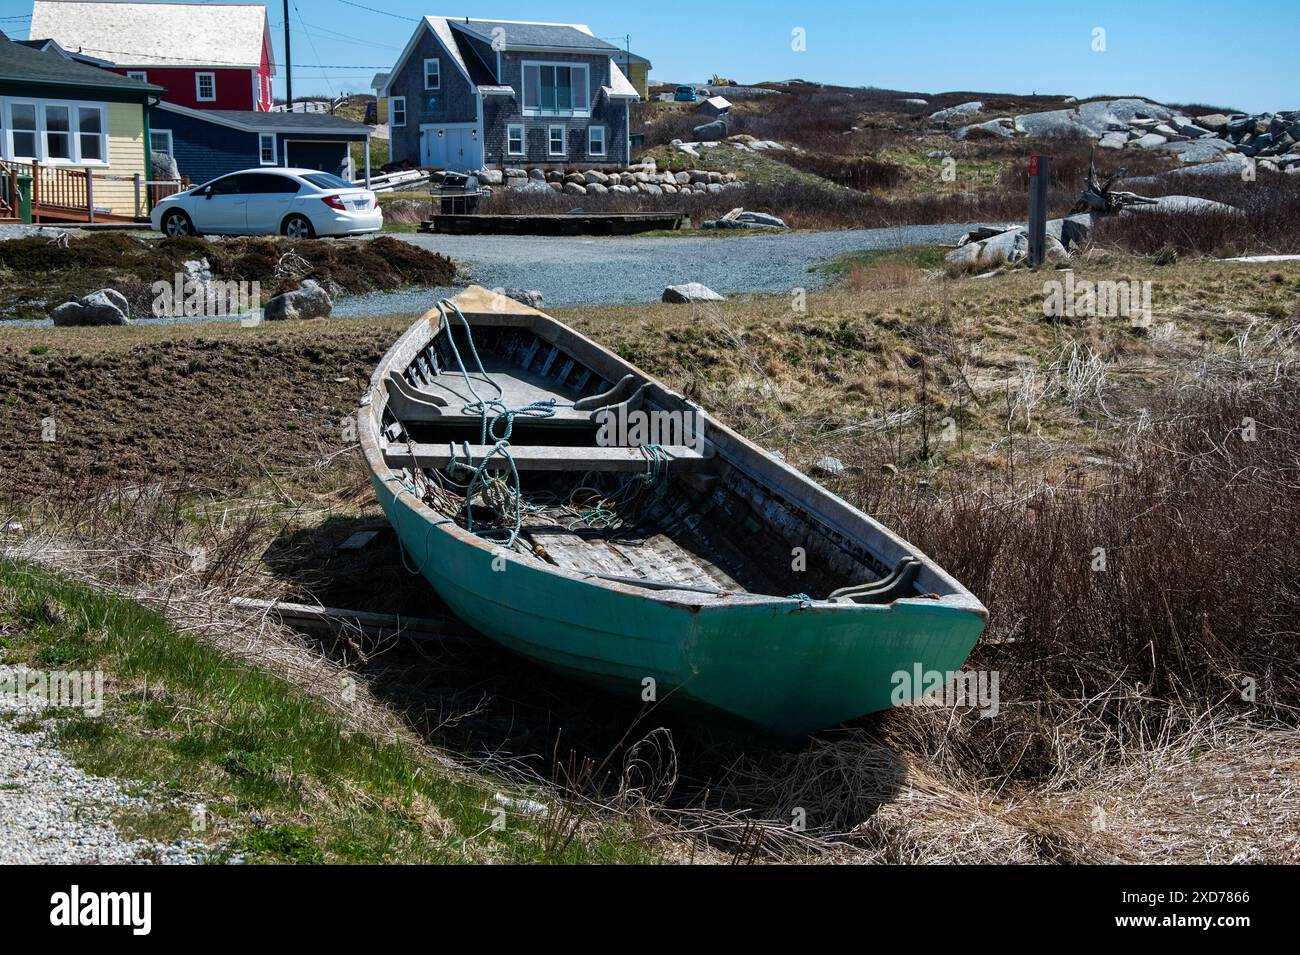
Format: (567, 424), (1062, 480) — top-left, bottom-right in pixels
(375, 474), (985, 739)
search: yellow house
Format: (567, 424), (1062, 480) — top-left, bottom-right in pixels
(0, 34), (164, 222)
(611, 50), (652, 101)
(370, 71), (389, 125)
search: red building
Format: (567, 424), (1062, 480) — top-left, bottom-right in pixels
(29, 1), (274, 111)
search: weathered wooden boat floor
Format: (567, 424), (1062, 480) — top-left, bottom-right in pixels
(422, 359), (587, 408)
(521, 527), (745, 593)
(421, 212), (685, 236)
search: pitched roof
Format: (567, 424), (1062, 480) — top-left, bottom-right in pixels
(155, 102), (370, 135)
(447, 18), (621, 52)
(0, 33), (163, 93)
(15, 37), (114, 66)
(605, 60), (640, 100)
(29, 1), (273, 71)
(611, 50), (651, 67)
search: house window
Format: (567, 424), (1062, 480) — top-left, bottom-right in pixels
(587, 125), (605, 157)
(390, 96), (406, 127)
(44, 105), (71, 160)
(126, 70), (148, 82)
(150, 129), (173, 156)
(9, 102), (38, 159)
(506, 124), (524, 156)
(423, 58), (440, 90)
(547, 125), (565, 157)
(523, 62), (589, 115)
(2, 99), (107, 165)
(196, 72), (216, 102)
(258, 133), (276, 165)
(76, 107), (105, 162)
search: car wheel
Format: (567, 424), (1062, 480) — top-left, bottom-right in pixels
(282, 214), (316, 240)
(161, 210), (196, 237)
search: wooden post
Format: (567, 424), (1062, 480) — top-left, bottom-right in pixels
(31, 161), (40, 215)
(364, 136), (371, 188)
(134, 173), (142, 219)
(85, 168), (95, 223)
(1027, 154), (1049, 267)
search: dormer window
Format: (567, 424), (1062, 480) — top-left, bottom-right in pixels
(521, 62), (589, 115)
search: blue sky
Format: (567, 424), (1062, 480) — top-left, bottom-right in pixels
(4, 0), (1297, 112)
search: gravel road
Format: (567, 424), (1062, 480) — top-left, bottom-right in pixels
(332, 223), (987, 316)
(1, 222), (987, 325)
(0, 701), (212, 864)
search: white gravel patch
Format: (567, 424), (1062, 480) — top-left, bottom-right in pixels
(0, 703), (213, 865)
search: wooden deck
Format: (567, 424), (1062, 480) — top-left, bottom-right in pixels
(421, 211), (685, 236)
(0, 160), (184, 225)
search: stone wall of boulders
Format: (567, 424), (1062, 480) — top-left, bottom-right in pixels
(477, 159), (745, 197)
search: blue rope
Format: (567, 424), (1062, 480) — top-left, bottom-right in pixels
(417, 301), (673, 551)
(434, 299), (559, 549)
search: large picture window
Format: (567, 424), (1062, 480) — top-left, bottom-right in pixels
(522, 62), (589, 115)
(2, 98), (107, 164)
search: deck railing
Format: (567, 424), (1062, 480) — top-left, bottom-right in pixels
(0, 159), (188, 222)
(0, 164), (17, 221)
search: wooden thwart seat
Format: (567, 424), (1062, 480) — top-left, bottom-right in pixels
(383, 442), (711, 472)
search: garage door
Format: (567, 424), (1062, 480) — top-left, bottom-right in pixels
(285, 141), (349, 177)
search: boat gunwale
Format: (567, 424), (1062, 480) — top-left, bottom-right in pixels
(357, 287), (987, 620)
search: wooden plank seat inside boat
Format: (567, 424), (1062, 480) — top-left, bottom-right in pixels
(382, 442), (710, 472)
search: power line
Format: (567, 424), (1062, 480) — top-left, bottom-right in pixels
(290, 20), (399, 51)
(293, 0), (333, 98)
(335, 0), (416, 20)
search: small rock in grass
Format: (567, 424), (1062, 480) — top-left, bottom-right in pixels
(662, 282), (724, 303)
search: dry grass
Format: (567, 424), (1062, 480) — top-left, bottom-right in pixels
(3, 254), (1298, 863)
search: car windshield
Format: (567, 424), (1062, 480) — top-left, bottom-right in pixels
(302, 173), (354, 190)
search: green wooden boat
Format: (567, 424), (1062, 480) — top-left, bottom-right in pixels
(359, 286), (987, 739)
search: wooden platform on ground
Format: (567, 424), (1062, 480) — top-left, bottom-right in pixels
(420, 212), (685, 236)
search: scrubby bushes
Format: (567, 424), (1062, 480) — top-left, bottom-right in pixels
(852, 375), (1300, 777)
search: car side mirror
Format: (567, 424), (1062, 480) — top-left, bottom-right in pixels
(204, 187), (214, 199)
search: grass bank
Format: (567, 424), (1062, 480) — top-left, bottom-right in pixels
(0, 558), (658, 864)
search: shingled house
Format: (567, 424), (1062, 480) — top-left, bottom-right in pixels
(383, 16), (640, 171)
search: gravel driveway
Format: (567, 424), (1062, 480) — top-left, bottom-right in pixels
(333, 223), (986, 316)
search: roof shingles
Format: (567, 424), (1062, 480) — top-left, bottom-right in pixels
(449, 19), (619, 52)
(0, 34), (163, 93)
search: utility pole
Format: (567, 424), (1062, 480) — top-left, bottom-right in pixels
(283, 0), (293, 110)
(1027, 154), (1050, 267)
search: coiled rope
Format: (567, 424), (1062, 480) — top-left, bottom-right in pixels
(416, 299), (672, 551)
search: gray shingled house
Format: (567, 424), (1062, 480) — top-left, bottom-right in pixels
(382, 17), (640, 171)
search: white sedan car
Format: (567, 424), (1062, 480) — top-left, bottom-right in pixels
(151, 168), (382, 239)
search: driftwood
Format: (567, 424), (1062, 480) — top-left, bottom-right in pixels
(1070, 149), (1158, 215)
